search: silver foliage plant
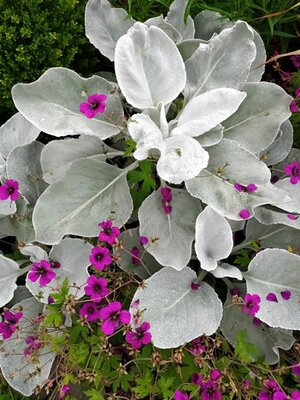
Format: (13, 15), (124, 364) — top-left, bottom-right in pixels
(0, 0), (299, 394)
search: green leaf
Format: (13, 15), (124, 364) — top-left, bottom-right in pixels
(124, 138), (137, 157)
(133, 370), (156, 398)
(235, 329), (259, 363)
(157, 376), (175, 399)
(84, 389), (105, 400)
(234, 249), (251, 267)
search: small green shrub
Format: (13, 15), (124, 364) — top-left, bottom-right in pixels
(0, 0), (94, 113)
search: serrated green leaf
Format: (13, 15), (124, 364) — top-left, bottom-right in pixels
(235, 329), (259, 363)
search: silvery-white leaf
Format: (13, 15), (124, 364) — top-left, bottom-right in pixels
(165, 0), (195, 40)
(33, 158), (133, 244)
(195, 207), (233, 271)
(194, 10), (231, 40)
(186, 172), (289, 220)
(0, 154), (6, 176)
(138, 188), (201, 269)
(177, 39), (207, 61)
(115, 22), (186, 109)
(0, 198), (35, 242)
(7, 286), (32, 308)
(246, 28), (266, 83)
(245, 219), (300, 251)
(172, 89), (246, 137)
(258, 120), (293, 166)
(114, 228), (162, 279)
(0, 298), (55, 396)
(276, 147), (300, 170)
(206, 139), (271, 185)
(0, 254), (20, 307)
(12, 68), (124, 139)
(19, 244), (48, 262)
(0, 113), (40, 159)
(184, 22), (255, 102)
(0, 199), (16, 218)
(273, 178), (300, 213)
(195, 124), (223, 148)
(128, 113), (164, 160)
(131, 267), (223, 348)
(144, 102), (169, 138)
(85, 0), (135, 61)
(223, 82), (292, 153)
(157, 136), (209, 184)
(145, 15), (181, 43)
(227, 218), (245, 232)
(255, 206), (300, 230)
(26, 238), (92, 303)
(221, 291), (295, 364)
(41, 136), (120, 184)
(194, 11), (265, 82)
(7, 141), (48, 205)
(244, 249), (300, 330)
(211, 263), (242, 280)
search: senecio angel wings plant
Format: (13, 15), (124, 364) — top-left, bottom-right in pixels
(0, 0), (299, 396)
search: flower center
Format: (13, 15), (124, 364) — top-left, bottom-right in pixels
(7, 187), (14, 194)
(90, 101), (99, 110)
(95, 253), (104, 261)
(292, 166), (299, 176)
(87, 306), (95, 314)
(93, 284), (101, 292)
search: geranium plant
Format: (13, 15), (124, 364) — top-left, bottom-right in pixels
(0, 0), (299, 398)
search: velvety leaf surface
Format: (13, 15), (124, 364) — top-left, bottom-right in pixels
(115, 22), (186, 109)
(85, 0), (135, 61)
(0, 113), (40, 159)
(223, 82), (292, 153)
(33, 158), (133, 244)
(0, 254), (20, 307)
(244, 249), (300, 330)
(145, 15), (181, 43)
(221, 292), (295, 364)
(255, 206), (300, 230)
(210, 263), (243, 280)
(195, 207), (233, 271)
(131, 267), (223, 348)
(12, 68), (124, 139)
(7, 141), (48, 205)
(0, 199), (16, 218)
(0, 298), (55, 396)
(165, 0), (195, 40)
(184, 22), (255, 101)
(138, 188), (201, 269)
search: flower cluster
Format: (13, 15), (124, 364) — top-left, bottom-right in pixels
(23, 335), (42, 356)
(125, 321), (152, 349)
(258, 379), (286, 400)
(27, 259), (57, 287)
(161, 187), (172, 214)
(0, 310), (23, 340)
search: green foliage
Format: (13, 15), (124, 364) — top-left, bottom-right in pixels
(127, 160), (157, 209)
(0, 0), (95, 113)
(235, 329), (259, 363)
(234, 249), (252, 268)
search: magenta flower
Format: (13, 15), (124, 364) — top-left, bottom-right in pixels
(280, 290), (291, 300)
(234, 183), (257, 193)
(292, 364), (300, 376)
(125, 321), (152, 349)
(79, 302), (100, 322)
(163, 205), (172, 214)
(200, 380), (222, 400)
(244, 380), (251, 390)
(258, 380), (286, 400)
(0, 179), (20, 201)
(291, 391), (300, 400)
(210, 369), (222, 381)
(23, 335), (42, 356)
(253, 317), (262, 326)
(48, 295), (54, 304)
(79, 93), (107, 119)
(174, 390), (190, 400)
(288, 213), (299, 220)
(290, 100), (299, 113)
(99, 301), (130, 335)
(84, 276), (109, 302)
(191, 373), (203, 385)
(239, 209), (251, 220)
(0, 310), (23, 340)
(230, 288), (241, 297)
(89, 246), (112, 270)
(243, 294), (261, 317)
(161, 186), (172, 215)
(291, 55), (300, 68)
(139, 236), (149, 246)
(191, 282), (201, 291)
(130, 246), (141, 265)
(284, 161), (300, 184)
(58, 384), (71, 399)
(98, 220), (120, 245)
(190, 338), (205, 355)
(266, 293), (278, 302)
(295, 87), (300, 98)
(27, 260), (56, 286)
